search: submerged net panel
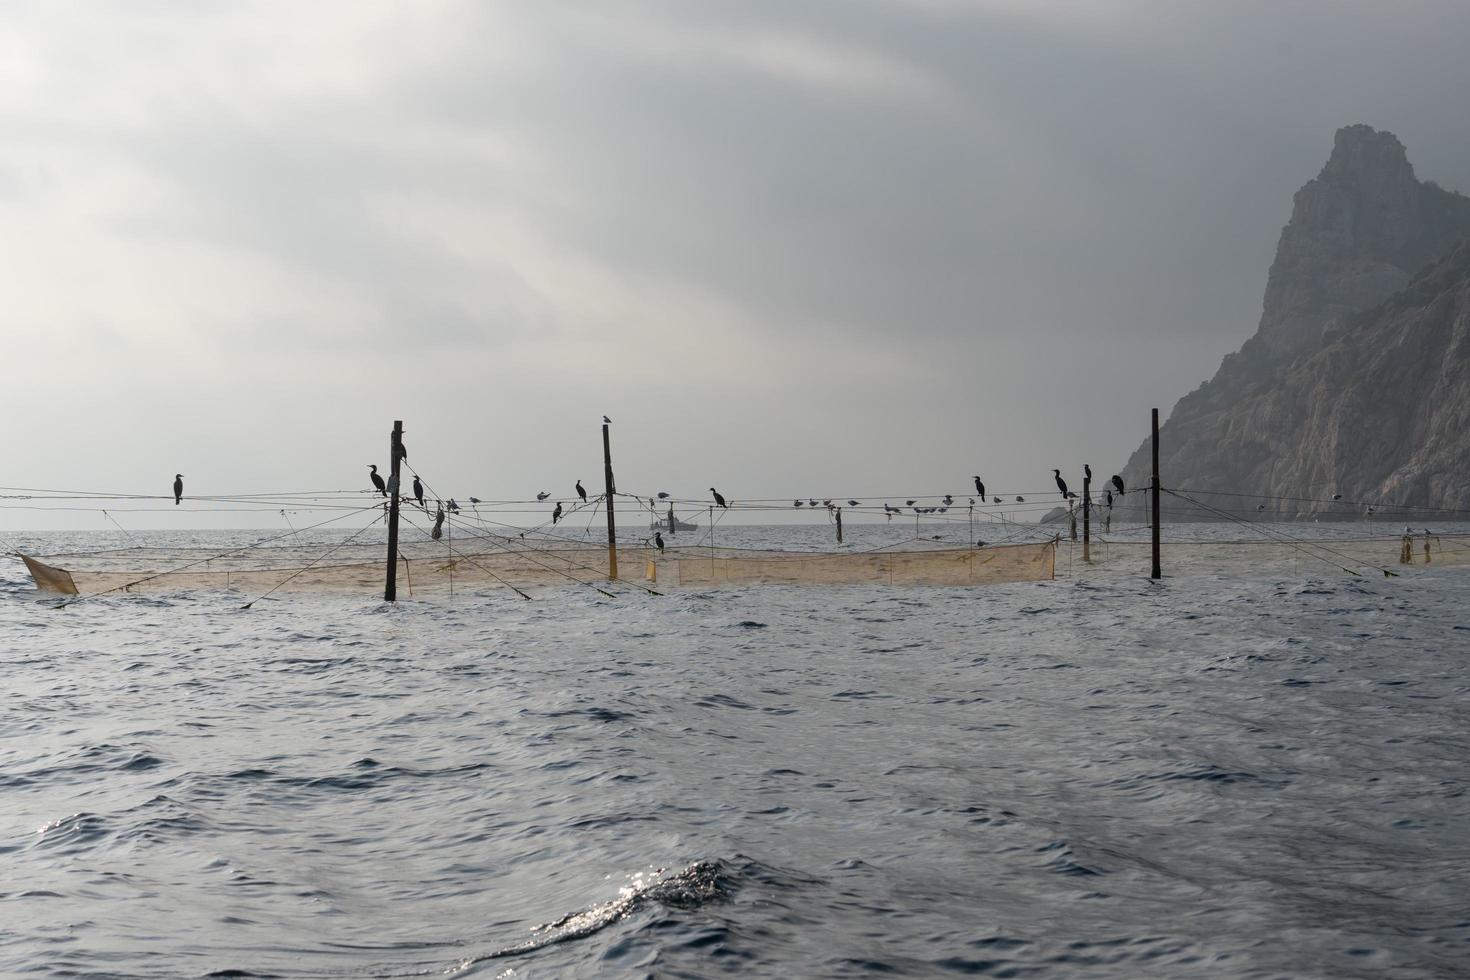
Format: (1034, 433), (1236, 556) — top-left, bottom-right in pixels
(674, 542), (1056, 588)
(1058, 534), (1470, 577)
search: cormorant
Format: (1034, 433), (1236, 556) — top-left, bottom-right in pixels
(710, 488), (728, 509)
(447, 499), (460, 513)
(173, 474), (183, 505)
(654, 531), (665, 554)
(1111, 475), (1125, 495)
(942, 494), (953, 506)
(576, 480), (587, 502)
(974, 476), (985, 498)
(1053, 469), (1074, 499)
(369, 464), (386, 496)
(552, 502), (564, 524)
(1084, 463), (1092, 482)
(537, 491), (550, 501)
(412, 475), (425, 509)
(1105, 489), (1114, 509)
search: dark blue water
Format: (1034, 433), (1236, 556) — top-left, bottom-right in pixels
(3, 533), (1469, 978)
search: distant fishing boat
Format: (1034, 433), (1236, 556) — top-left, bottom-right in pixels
(650, 515), (698, 532)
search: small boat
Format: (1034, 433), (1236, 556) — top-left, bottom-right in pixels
(649, 515), (698, 532)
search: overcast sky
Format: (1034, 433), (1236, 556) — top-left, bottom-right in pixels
(4, 0), (1469, 529)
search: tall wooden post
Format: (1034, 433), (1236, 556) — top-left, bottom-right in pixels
(385, 420), (403, 601)
(1082, 468), (1091, 561)
(835, 506), (843, 544)
(602, 422), (618, 580)
(1151, 407), (1161, 579)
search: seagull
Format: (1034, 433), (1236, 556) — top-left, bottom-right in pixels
(822, 499), (832, 507)
(942, 494), (953, 506)
(603, 415), (612, 424)
(974, 476), (985, 498)
(1111, 475), (1125, 495)
(657, 492), (670, 499)
(906, 499), (917, 507)
(711, 488), (728, 508)
(552, 502), (564, 524)
(848, 500), (861, 507)
(1015, 496), (1024, 503)
(992, 497), (1001, 505)
(654, 531), (665, 553)
(469, 497), (481, 505)
(808, 500), (819, 507)
(537, 491), (550, 501)
(794, 500), (804, 507)
(172, 474), (183, 505)
(1053, 469), (1074, 499)
(412, 475), (425, 509)
(576, 480), (587, 502)
(369, 464), (386, 496)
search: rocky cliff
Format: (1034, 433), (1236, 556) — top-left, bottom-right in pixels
(1114, 125), (1470, 520)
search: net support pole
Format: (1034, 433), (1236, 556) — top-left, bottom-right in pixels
(1082, 469), (1091, 562)
(602, 421), (618, 581)
(1150, 407), (1161, 579)
(385, 419), (403, 601)
(836, 506), (843, 544)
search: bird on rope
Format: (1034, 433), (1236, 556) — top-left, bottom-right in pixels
(711, 488), (728, 509)
(942, 494), (953, 506)
(537, 491), (550, 501)
(657, 491), (670, 499)
(552, 501), (564, 524)
(369, 465), (387, 496)
(906, 499), (916, 506)
(1015, 496), (1025, 503)
(654, 531), (665, 554)
(576, 480), (588, 503)
(993, 496), (1001, 504)
(173, 474), (184, 505)
(447, 499), (460, 513)
(794, 500), (804, 507)
(974, 476), (985, 498)
(808, 499), (818, 507)
(412, 475), (425, 510)
(1111, 474), (1125, 495)
(848, 500), (861, 507)
(1053, 469), (1075, 500)
(432, 501), (445, 540)
(469, 497), (481, 505)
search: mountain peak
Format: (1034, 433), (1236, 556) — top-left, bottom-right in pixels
(1323, 124), (1412, 182)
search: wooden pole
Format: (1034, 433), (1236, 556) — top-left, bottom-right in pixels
(1082, 468), (1091, 562)
(384, 420), (403, 601)
(1151, 407), (1161, 579)
(836, 506), (843, 544)
(602, 422), (618, 581)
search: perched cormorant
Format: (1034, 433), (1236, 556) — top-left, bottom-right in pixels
(369, 464), (387, 496)
(1084, 463), (1092, 482)
(173, 474), (183, 505)
(1110, 475), (1125, 495)
(974, 476), (985, 498)
(576, 480), (587, 502)
(537, 491), (550, 501)
(710, 488), (728, 509)
(447, 499), (460, 513)
(1053, 469), (1074, 499)
(552, 502), (564, 524)
(654, 531), (665, 554)
(1105, 489), (1114, 509)
(412, 475), (425, 509)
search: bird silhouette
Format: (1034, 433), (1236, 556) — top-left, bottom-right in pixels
(1084, 464), (1092, 482)
(906, 499), (917, 507)
(657, 492), (670, 499)
(654, 531), (665, 554)
(942, 494), (953, 506)
(576, 480), (587, 502)
(469, 497), (481, 505)
(794, 500), (804, 507)
(536, 491), (550, 501)
(552, 502), (564, 524)
(1111, 475), (1125, 495)
(172, 474), (183, 505)
(1053, 470), (1074, 499)
(808, 500), (819, 507)
(711, 488), (728, 509)
(1332, 493), (1343, 500)
(603, 415), (612, 424)
(974, 476), (985, 498)
(447, 499), (460, 513)
(1105, 489), (1114, 509)
(412, 475), (425, 509)
(1015, 496), (1024, 503)
(848, 500), (861, 507)
(992, 496), (1001, 504)
(369, 465), (386, 496)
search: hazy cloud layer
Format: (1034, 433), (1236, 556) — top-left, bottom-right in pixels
(4, 0), (1469, 527)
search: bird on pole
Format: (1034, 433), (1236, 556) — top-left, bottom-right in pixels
(552, 501), (564, 524)
(1111, 475), (1125, 495)
(710, 488), (728, 509)
(1084, 463), (1092, 482)
(172, 474), (184, 505)
(369, 464), (387, 496)
(603, 415), (612, 424)
(1053, 469), (1074, 499)
(576, 480), (588, 503)
(974, 476), (985, 499)
(654, 531), (665, 554)
(412, 475), (425, 509)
